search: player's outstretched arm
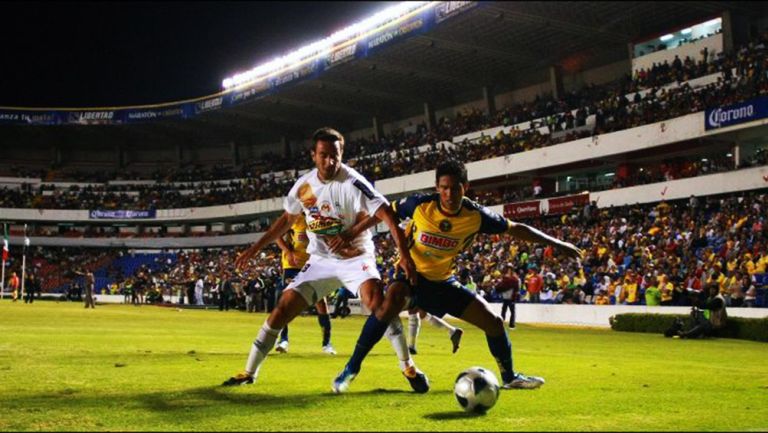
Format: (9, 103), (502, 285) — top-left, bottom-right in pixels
(507, 220), (584, 261)
(327, 213), (380, 254)
(235, 211), (300, 270)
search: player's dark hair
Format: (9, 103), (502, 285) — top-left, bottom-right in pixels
(436, 159), (468, 184)
(312, 127), (345, 154)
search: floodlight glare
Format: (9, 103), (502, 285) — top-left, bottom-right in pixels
(703, 18), (722, 27)
(660, 34), (674, 42)
(222, 1), (434, 90)
(680, 28), (692, 35)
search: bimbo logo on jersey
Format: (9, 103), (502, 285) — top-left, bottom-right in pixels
(418, 231), (459, 251)
(705, 96), (768, 130)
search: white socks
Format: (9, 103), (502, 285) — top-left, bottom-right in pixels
(245, 321), (281, 377)
(408, 313), (421, 348)
(384, 317), (415, 371)
(425, 313), (456, 336)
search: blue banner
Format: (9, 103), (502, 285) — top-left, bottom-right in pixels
(754, 273), (768, 287)
(0, 2), (479, 126)
(705, 96), (768, 130)
(89, 210), (156, 219)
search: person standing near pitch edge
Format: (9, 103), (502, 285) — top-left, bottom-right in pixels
(331, 160), (583, 390)
(74, 268), (96, 309)
(222, 127), (428, 394)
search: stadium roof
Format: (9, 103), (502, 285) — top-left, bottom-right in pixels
(1, 1), (761, 149)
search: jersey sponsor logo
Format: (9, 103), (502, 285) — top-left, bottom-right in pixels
(352, 179), (376, 200)
(307, 216), (344, 235)
(418, 231), (459, 251)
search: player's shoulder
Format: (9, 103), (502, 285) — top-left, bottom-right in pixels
(294, 168), (317, 184)
(340, 164), (377, 189)
(288, 169), (317, 192)
(459, 197), (489, 214)
(395, 193), (439, 209)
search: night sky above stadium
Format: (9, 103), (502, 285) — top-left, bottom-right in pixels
(0, 1), (396, 107)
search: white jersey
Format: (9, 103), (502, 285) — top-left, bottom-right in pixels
(284, 163), (387, 260)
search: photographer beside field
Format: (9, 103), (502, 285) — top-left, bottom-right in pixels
(670, 283), (728, 339)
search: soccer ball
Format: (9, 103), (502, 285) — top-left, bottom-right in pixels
(454, 366), (500, 414)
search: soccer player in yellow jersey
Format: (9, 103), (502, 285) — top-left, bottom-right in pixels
(274, 217), (336, 355)
(332, 160), (583, 390)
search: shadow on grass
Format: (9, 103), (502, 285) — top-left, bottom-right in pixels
(3, 385), (454, 425)
(139, 385), (451, 409)
(423, 411), (486, 420)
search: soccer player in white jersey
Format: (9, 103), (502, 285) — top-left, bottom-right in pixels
(222, 127), (429, 393)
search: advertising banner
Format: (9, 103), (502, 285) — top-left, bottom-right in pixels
(503, 193), (590, 219)
(503, 200), (541, 219)
(705, 96), (768, 130)
(89, 210), (157, 219)
(545, 193), (590, 215)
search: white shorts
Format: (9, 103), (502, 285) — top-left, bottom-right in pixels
(286, 254), (380, 306)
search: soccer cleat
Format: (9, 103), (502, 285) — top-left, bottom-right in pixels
(332, 365), (357, 394)
(275, 340), (289, 353)
(502, 373), (545, 390)
(221, 372), (254, 387)
(322, 344), (337, 355)
(450, 328), (464, 354)
(408, 346), (418, 355)
(402, 365), (430, 394)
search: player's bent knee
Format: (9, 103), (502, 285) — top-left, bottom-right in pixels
(359, 278), (384, 312)
(268, 289), (309, 329)
(488, 314), (505, 335)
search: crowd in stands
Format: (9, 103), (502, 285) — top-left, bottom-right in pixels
(373, 191), (768, 308)
(1, 32), (768, 212)
(4, 191), (767, 310)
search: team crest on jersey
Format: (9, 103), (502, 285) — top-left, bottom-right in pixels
(320, 201), (332, 214)
(418, 231), (459, 251)
(439, 219), (452, 232)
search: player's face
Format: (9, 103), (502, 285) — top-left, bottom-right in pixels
(312, 140), (342, 180)
(437, 175), (467, 212)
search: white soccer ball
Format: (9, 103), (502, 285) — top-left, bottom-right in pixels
(454, 366), (500, 414)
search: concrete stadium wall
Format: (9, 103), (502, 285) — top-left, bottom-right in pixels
(7, 232), (264, 248)
(342, 299), (768, 327)
(591, 166), (768, 208)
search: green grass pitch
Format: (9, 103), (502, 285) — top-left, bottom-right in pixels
(0, 302), (766, 431)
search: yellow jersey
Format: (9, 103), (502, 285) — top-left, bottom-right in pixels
(392, 194), (509, 281)
(281, 217), (310, 270)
